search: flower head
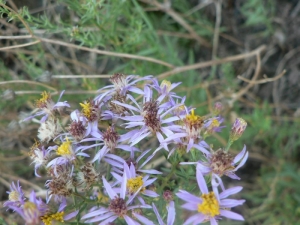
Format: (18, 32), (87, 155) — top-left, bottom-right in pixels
(81, 174), (152, 224)
(230, 118), (247, 142)
(176, 164), (245, 224)
(3, 181), (26, 209)
(23, 90), (70, 123)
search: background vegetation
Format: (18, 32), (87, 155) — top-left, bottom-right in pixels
(0, 0), (300, 224)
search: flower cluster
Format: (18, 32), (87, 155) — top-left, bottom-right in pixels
(4, 73), (248, 224)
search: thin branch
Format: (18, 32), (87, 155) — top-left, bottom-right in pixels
(0, 35), (33, 39)
(0, 40), (40, 50)
(0, 80), (57, 92)
(52, 74), (111, 79)
(157, 45), (266, 79)
(212, 0), (222, 60)
(238, 70), (286, 84)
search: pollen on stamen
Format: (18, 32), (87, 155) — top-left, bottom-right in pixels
(198, 192), (220, 217)
(56, 140), (72, 156)
(127, 176), (145, 194)
(80, 100), (99, 122)
(35, 91), (51, 108)
(41, 211), (64, 225)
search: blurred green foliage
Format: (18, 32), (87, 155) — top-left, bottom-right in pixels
(0, 0), (299, 224)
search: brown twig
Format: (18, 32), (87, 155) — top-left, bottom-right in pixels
(0, 80), (58, 92)
(238, 70), (286, 84)
(157, 45), (266, 79)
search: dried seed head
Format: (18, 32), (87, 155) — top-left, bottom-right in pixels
(103, 126), (119, 150)
(108, 92), (128, 115)
(110, 73), (127, 91)
(142, 101), (161, 133)
(37, 118), (62, 143)
(47, 175), (74, 198)
(210, 149), (234, 176)
(69, 120), (86, 141)
(77, 163), (99, 190)
(109, 197), (127, 217)
(163, 190), (173, 202)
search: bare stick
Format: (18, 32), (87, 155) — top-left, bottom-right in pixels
(238, 70), (286, 84)
(212, 0), (222, 60)
(157, 45), (266, 79)
(0, 40), (40, 51)
(0, 80), (57, 92)
(52, 75), (111, 79)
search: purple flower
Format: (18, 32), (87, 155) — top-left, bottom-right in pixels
(23, 90), (70, 123)
(81, 174), (152, 225)
(40, 198), (79, 224)
(164, 109), (208, 153)
(182, 145), (248, 190)
(230, 118), (247, 142)
(47, 139), (90, 170)
(203, 116), (226, 136)
(114, 85), (182, 148)
(94, 74), (152, 102)
(79, 126), (138, 163)
(152, 201), (176, 225)
(3, 181), (26, 209)
(10, 191), (48, 225)
(176, 164), (245, 224)
(150, 79), (182, 102)
(111, 162), (159, 205)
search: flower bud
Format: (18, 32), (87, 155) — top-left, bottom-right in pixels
(212, 102), (223, 116)
(229, 118), (247, 142)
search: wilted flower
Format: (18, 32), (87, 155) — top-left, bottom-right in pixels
(176, 164), (245, 224)
(23, 91), (70, 123)
(229, 118), (247, 142)
(37, 117), (62, 143)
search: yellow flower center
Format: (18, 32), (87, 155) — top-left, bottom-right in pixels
(41, 211), (64, 225)
(198, 192), (220, 217)
(186, 109), (201, 124)
(127, 176), (145, 194)
(8, 191), (20, 202)
(160, 80), (172, 92)
(35, 91), (51, 108)
(80, 101), (92, 118)
(57, 140), (72, 156)
(97, 191), (109, 204)
(23, 202), (37, 212)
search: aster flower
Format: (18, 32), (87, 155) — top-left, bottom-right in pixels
(164, 109), (208, 153)
(203, 116), (225, 137)
(150, 79), (182, 102)
(94, 73), (152, 103)
(111, 162), (159, 205)
(9, 190), (48, 225)
(114, 85), (182, 148)
(41, 198), (79, 225)
(79, 126), (138, 163)
(181, 145), (248, 190)
(176, 164), (245, 224)
(81, 174), (152, 225)
(3, 181), (26, 209)
(151, 201), (176, 225)
(47, 138), (90, 171)
(23, 90), (70, 123)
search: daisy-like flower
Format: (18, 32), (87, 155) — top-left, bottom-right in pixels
(181, 145), (248, 190)
(47, 138), (90, 171)
(79, 126), (137, 163)
(151, 201), (175, 225)
(164, 108), (208, 153)
(81, 174), (152, 225)
(114, 85), (182, 148)
(112, 162), (159, 205)
(203, 116), (225, 137)
(3, 181), (26, 209)
(23, 90), (70, 122)
(40, 198), (79, 225)
(151, 79), (182, 102)
(9, 190), (48, 225)
(176, 164), (245, 225)
(94, 73), (152, 102)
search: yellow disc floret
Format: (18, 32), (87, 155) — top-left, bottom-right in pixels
(57, 139), (72, 156)
(186, 109), (201, 124)
(160, 80), (172, 92)
(80, 101), (92, 118)
(8, 191), (20, 202)
(198, 192), (220, 217)
(41, 211), (64, 225)
(35, 91), (51, 108)
(127, 176), (145, 194)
